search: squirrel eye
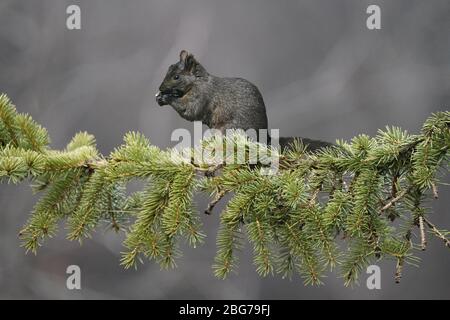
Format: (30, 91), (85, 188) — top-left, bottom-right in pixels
(173, 75), (180, 80)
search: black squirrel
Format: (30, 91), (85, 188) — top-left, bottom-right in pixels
(156, 50), (333, 151)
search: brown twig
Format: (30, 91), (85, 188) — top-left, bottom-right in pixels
(395, 258), (403, 284)
(422, 216), (450, 249)
(419, 216), (427, 251)
(109, 212), (121, 232)
(431, 182), (439, 199)
(391, 174), (398, 199)
(85, 158), (108, 169)
(203, 163), (224, 177)
(381, 187), (410, 212)
(204, 189), (227, 215)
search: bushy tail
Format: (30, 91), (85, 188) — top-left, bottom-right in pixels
(279, 136), (335, 152)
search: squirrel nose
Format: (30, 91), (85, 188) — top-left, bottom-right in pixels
(156, 91), (167, 106)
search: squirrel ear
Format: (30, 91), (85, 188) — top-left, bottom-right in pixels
(185, 54), (196, 72)
(179, 50), (205, 76)
(180, 50), (197, 73)
(179, 50), (189, 63)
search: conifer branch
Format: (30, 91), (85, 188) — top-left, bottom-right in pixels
(1, 93), (449, 286)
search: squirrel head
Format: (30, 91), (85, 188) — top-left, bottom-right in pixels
(156, 50), (208, 106)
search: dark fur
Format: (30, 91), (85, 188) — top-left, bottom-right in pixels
(157, 50), (333, 151)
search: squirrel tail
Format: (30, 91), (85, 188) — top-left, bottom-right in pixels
(277, 136), (335, 152)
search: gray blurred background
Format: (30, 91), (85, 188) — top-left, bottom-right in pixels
(0, 0), (449, 299)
